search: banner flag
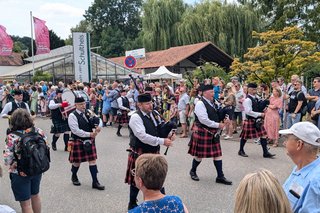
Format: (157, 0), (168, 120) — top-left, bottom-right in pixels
(73, 32), (91, 82)
(0, 25), (13, 56)
(33, 17), (50, 55)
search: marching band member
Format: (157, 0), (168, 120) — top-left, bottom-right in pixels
(125, 93), (174, 210)
(116, 90), (130, 137)
(1, 89), (30, 118)
(238, 83), (275, 158)
(68, 96), (105, 190)
(188, 85), (232, 185)
(48, 89), (70, 151)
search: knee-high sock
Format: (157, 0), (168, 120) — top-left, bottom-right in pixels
(191, 158), (201, 172)
(89, 165), (98, 183)
(129, 185), (139, 203)
(63, 133), (69, 147)
(260, 138), (268, 155)
(239, 138), (247, 152)
(117, 125), (122, 134)
(214, 160), (224, 178)
(71, 165), (79, 177)
(52, 135), (59, 144)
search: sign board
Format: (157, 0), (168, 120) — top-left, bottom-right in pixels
(125, 48), (145, 59)
(124, 56), (137, 69)
(73, 32), (91, 82)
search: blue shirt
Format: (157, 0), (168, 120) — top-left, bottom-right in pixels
(283, 157), (320, 213)
(129, 195), (185, 213)
(213, 85), (220, 100)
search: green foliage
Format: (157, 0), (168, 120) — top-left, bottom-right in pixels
(84, 0), (142, 57)
(191, 62), (228, 83)
(141, 0), (186, 51)
(230, 27), (320, 85)
(13, 41), (27, 53)
(32, 70), (53, 83)
(49, 30), (65, 49)
(238, 0), (320, 46)
(178, 2), (261, 57)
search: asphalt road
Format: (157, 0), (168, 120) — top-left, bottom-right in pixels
(0, 118), (293, 213)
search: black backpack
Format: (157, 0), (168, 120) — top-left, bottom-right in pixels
(13, 128), (50, 176)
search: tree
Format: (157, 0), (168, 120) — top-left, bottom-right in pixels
(84, 0), (142, 57)
(191, 62), (228, 83)
(177, 1), (261, 57)
(141, 0), (186, 51)
(32, 70), (53, 82)
(13, 41), (27, 53)
(49, 30), (65, 49)
(237, 0), (320, 45)
(230, 27), (320, 85)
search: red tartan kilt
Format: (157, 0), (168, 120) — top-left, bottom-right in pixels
(117, 110), (129, 124)
(188, 123), (222, 158)
(240, 119), (267, 139)
(69, 139), (97, 163)
(125, 148), (159, 185)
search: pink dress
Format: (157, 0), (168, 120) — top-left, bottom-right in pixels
(264, 96), (283, 140)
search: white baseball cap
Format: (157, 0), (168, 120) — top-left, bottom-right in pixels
(279, 122), (320, 146)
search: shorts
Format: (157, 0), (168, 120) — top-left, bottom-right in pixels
(10, 173), (42, 201)
(179, 110), (187, 124)
(102, 107), (112, 115)
(110, 107), (119, 116)
(234, 111), (242, 121)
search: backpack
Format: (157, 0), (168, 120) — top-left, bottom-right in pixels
(13, 128), (50, 176)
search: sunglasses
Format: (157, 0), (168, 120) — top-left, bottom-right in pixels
(130, 168), (136, 176)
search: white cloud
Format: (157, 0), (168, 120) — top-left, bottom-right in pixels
(39, 3), (84, 18)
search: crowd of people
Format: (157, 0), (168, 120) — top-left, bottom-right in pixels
(1, 74), (320, 213)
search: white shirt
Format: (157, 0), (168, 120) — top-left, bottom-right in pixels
(68, 109), (102, 138)
(194, 97), (220, 128)
(1, 100), (31, 118)
(117, 96), (130, 111)
(48, 99), (61, 110)
(243, 94), (262, 119)
(129, 111), (164, 146)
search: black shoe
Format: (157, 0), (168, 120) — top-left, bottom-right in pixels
(92, 181), (105, 190)
(216, 177), (232, 185)
(64, 146), (68, 152)
(116, 132), (122, 137)
(52, 143), (57, 151)
(189, 170), (199, 181)
(233, 130), (238, 134)
(238, 151), (248, 157)
(263, 152), (276, 158)
(71, 175), (81, 186)
(128, 201), (138, 210)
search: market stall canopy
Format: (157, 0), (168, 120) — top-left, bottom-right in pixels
(149, 66), (182, 79)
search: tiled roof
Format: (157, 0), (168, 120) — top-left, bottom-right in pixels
(109, 41), (233, 69)
(0, 52), (24, 66)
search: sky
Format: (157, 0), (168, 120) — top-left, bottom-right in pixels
(0, 0), (233, 40)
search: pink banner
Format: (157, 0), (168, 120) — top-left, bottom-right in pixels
(0, 25), (13, 56)
(33, 17), (50, 55)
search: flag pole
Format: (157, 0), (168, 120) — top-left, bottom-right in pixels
(30, 11), (35, 77)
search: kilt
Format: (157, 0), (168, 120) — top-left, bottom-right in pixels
(117, 110), (129, 124)
(125, 147), (159, 185)
(51, 119), (70, 134)
(69, 139), (97, 163)
(240, 119), (267, 139)
(188, 122), (221, 158)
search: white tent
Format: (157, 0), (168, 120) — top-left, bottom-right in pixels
(149, 66), (182, 80)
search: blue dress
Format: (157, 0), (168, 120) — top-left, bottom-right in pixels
(129, 195), (185, 213)
(102, 93), (111, 115)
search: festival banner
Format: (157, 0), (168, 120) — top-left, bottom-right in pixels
(0, 25), (13, 56)
(73, 32), (92, 82)
(33, 17), (50, 55)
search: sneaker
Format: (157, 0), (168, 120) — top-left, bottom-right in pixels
(221, 133), (227, 137)
(224, 135), (233, 140)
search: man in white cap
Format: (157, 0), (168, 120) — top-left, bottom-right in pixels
(280, 122), (320, 213)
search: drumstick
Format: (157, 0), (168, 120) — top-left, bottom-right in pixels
(164, 129), (176, 155)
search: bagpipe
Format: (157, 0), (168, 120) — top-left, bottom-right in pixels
(129, 74), (144, 94)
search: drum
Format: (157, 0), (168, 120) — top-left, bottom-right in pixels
(61, 89), (76, 118)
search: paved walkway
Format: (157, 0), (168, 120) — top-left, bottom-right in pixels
(0, 118), (293, 213)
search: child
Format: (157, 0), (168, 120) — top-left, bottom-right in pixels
(169, 97), (178, 125)
(39, 96), (47, 117)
